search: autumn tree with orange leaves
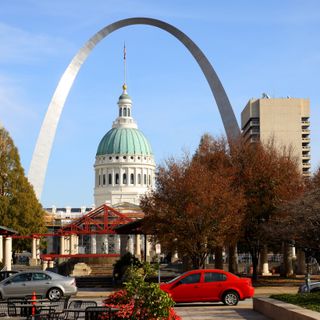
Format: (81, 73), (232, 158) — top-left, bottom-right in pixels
(267, 167), (320, 265)
(140, 135), (245, 269)
(231, 139), (304, 280)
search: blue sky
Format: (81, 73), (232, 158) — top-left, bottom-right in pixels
(1, 0), (319, 207)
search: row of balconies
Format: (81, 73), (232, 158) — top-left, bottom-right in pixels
(301, 119), (310, 125)
(302, 137), (311, 142)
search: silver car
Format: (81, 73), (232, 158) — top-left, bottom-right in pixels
(0, 271), (77, 301)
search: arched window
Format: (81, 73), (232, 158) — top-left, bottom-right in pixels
(115, 173), (119, 185)
(108, 173), (112, 185)
(98, 175), (101, 186)
(148, 175), (151, 185)
(123, 173), (127, 184)
(138, 174), (141, 184)
(130, 173), (134, 184)
(144, 174), (147, 185)
(119, 108), (123, 117)
(123, 107), (127, 116)
(103, 174), (106, 185)
(128, 108), (131, 117)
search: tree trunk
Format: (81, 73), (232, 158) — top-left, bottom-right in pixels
(296, 249), (306, 275)
(282, 242), (294, 277)
(228, 244), (238, 274)
(215, 246), (223, 269)
(250, 247), (259, 281)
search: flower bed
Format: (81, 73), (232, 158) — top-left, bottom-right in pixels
(101, 263), (181, 320)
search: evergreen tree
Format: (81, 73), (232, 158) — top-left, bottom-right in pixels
(0, 127), (46, 249)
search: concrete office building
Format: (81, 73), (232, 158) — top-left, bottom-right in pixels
(241, 96), (311, 176)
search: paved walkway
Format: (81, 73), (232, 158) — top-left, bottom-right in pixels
(175, 300), (269, 320)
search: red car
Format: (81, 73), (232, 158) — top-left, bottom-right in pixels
(160, 269), (254, 305)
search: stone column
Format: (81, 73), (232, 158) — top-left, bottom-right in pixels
(70, 234), (78, 255)
(36, 238), (41, 260)
(65, 236), (70, 254)
(59, 236), (65, 255)
(0, 235), (3, 263)
(69, 235), (74, 255)
(32, 237), (37, 260)
(74, 235), (79, 254)
(128, 236), (134, 255)
(4, 237), (12, 271)
(114, 235), (121, 254)
(146, 235), (151, 262)
(101, 235), (108, 254)
(42, 260), (48, 271)
(29, 237), (38, 266)
(260, 245), (271, 275)
(135, 234), (141, 259)
(120, 235), (128, 256)
(91, 235), (97, 254)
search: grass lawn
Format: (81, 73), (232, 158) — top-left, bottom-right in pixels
(270, 292), (320, 313)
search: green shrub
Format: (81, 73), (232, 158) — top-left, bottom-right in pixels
(105, 263), (181, 319)
(113, 252), (142, 284)
(271, 292), (320, 312)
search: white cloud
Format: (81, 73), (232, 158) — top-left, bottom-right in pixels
(0, 75), (38, 130)
(0, 22), (74, 64)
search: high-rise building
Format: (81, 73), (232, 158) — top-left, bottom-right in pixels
(241, 96), (311, 176)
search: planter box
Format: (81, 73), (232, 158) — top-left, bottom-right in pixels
(253, 297), (320, 320)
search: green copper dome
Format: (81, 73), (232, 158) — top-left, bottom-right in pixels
(97, 127), (153, 156)
(119, 93), (131, 100)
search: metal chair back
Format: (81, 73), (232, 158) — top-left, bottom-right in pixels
(0, 302), (7, 317)
(64, 300), (83, 320)
(84, 306), (112, 320)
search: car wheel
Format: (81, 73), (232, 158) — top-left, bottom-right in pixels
(222, 291), (239, 306)
(47, 287), (63, 301)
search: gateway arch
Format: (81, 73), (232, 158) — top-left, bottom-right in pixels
(28, 17), (240, 200)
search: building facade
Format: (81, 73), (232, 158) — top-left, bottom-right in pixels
(241, 96), (311, 176)
(93, 84), (156, 206)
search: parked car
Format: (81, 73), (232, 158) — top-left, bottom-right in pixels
(0, 271), (18, 282)
(0, 270), (77, 301)
(160, 269), (254, 305)
(298, 281), (320, 293)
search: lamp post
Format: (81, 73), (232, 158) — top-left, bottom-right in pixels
(155, 243), (161, 283)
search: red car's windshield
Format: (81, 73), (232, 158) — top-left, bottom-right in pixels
(166, 272), (188, 284)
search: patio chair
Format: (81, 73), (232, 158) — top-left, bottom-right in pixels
(84, 306), (112, 320)
(53, 300), (83, 320)
(53, 296), (70, 314)
(0, 301), (8, 317)
(7, 298), (25, 317)
(77, 301), (97, 319)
